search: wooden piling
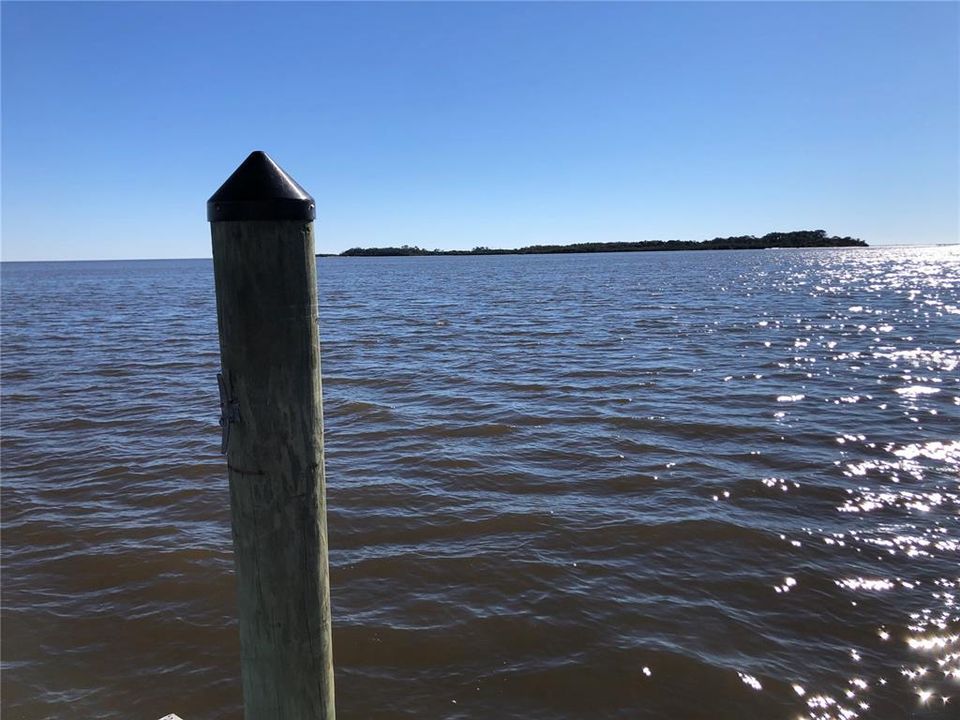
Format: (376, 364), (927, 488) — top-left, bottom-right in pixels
(208, 151), (335, 720)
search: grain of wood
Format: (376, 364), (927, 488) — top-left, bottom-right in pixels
(211, 219), (335, 720)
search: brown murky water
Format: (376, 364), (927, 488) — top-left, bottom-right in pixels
(2, 248), (958, 719)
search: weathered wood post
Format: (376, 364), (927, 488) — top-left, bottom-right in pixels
(207, 151), (335, 720)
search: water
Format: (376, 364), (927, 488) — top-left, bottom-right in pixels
(2, 247), (958, 720)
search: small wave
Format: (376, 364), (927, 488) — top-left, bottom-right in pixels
(893, 385), (940, 398)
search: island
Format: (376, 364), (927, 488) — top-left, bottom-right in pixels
(326, 230), (867, 257)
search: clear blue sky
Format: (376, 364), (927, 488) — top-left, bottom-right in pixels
(2, 1), (957, 260)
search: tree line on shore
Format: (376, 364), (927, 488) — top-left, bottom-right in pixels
(337, 230), (867, 257)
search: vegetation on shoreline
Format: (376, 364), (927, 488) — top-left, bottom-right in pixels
(334, 230), (866, 257)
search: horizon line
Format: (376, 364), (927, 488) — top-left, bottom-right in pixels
(3, 241), (958, 264)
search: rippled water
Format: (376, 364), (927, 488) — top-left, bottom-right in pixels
(2, 247), (958, 720)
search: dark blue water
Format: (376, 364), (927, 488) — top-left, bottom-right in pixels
(2, 247), (958, 719)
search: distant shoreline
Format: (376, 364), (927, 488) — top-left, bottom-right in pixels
(322, 230), (867, 257)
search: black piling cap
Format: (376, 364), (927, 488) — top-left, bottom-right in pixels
(207, 151), (315, 222)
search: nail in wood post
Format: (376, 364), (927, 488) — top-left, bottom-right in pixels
(208, 151), (335, 720)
